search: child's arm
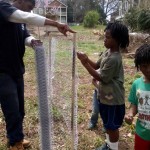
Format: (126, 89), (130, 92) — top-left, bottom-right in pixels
(125, 103), (137, 125)
(80, 61), (100, 81)
(92, 78), (99, 89)
(77, 52), (100, 81)
(77, 52), (99, 70)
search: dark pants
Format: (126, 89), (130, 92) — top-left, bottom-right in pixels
(99, 102), (125, 130)
(0, 73), (24, 146)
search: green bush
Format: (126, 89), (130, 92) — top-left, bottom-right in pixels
(124, 7), (140, 31)
(138, 10), (150, 32)
(83, 11), (100, 28)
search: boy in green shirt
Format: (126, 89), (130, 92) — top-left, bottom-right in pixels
(125, 44), (150, 150)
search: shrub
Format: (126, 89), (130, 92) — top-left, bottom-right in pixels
(124, 7), (140, 31)
(138, 10), (150, 32)
(83, 11), (100, 28)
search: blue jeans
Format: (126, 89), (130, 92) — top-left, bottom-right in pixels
(0, 73), (24, 146)
(90, 89), (99, 125)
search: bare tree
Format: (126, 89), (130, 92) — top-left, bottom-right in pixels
(99, 0), (119, 17)
(66, 0), (119, 23)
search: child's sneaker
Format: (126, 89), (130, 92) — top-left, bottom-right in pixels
(87, 123), (96, 130)
(102, 127), (106, 133)
(96, 143), (112, 150)
(21, 139), (31, 148)
(9, 142), (24, 150)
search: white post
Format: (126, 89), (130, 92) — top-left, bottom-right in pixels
(60, 7), (61, 23)
(66, 7), (67, 23)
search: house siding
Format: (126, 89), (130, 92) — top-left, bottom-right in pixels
(34, 0), (67, 23)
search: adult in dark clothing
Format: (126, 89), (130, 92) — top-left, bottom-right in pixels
(0, 0), (75, 149)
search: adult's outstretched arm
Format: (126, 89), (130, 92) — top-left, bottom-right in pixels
(9, 10), (75, 36)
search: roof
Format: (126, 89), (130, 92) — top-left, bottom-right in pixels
(35, 0), (46, 8)
(48, 0), (67, 8)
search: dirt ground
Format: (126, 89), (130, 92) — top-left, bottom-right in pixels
(76, 65), (136, 150)
(30, 26), (146, 150)
(0, 26), (149, 150)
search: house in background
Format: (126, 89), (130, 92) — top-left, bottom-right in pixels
(33, 0), (67, 23)
(47, 0), (67, 23)
(115, 0), (141, 20)
(33, 0), (46, 16)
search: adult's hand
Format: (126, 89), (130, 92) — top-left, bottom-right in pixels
(45, 19), (76, 36)
(57, 23), (76, 36)
(31, 39), (43, 48)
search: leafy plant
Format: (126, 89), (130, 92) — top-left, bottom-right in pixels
(124, 7), (140, 31)
(83, 10), (100, 28)
(138, 9), (150, 32)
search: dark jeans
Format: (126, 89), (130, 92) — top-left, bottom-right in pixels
(90, 89), (99, 125)
(0, 73), (24, 146)
(99, 102), (125, 130)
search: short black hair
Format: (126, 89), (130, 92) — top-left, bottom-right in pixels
(24, 0), (36, 6)
(13, 0), (35, 5)
(134, 44), (150, 70)
(104, 22), (129, 49)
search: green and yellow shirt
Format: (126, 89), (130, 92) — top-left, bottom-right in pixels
(129, 77), (150, 140)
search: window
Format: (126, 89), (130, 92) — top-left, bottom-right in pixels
(124, 1), (129, 11)
(119, 1), (123, 9)
(119, 1), (123, 16)
(61, 16), (66, 23)
(39, 8), (44, 15)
